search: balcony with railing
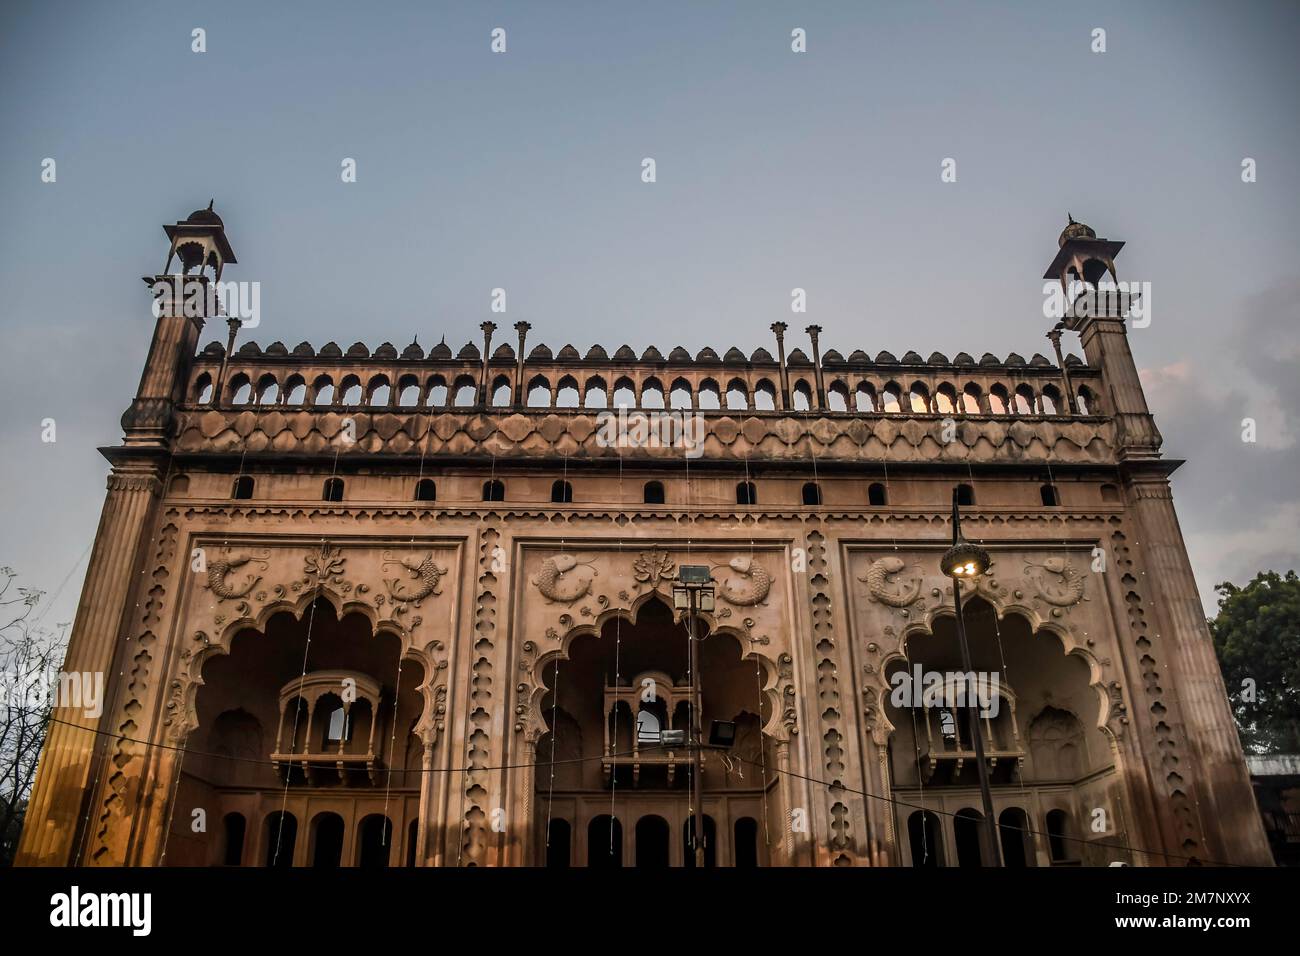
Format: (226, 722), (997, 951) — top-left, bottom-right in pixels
(914, 683), (1025, 784)
(270, 670), (384, 785)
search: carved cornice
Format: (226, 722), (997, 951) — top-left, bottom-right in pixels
(171, 408), (1118, 467)
(106, 473), (163, 495)
(1130, 480), (1174, 500)
(169, 502), (1124, 529)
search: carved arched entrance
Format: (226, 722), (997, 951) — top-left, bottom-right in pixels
(530, 594), (778, 866)
(165, 593), (433, 867)
(879, 596), (1128, 867)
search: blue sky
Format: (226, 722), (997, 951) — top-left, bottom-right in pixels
(2, 0), (1298, 625)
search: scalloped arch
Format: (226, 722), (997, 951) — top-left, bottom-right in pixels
(170, 585), (440, 744)
(868, 590), (1117, 748)
(526, 590), (784, 742)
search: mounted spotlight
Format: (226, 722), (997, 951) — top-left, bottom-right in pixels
(659, 729), (686, 747)
(674, 565), (715, 611)
(708, 720), (736, 748)
(678, 565), (712, 584)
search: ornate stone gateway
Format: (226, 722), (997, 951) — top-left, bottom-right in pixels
(14, 209), (1272, 867)
(518, 548), (789, 866)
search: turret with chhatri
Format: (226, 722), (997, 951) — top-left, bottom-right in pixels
(162, 200), (237, 282)
(126, 202), (240, 442)
(1042, 215), (1159, 459)
(1045, 213), (1122, 294)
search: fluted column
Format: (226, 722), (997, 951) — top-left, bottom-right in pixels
(15, 468), (162, 865)
(878, 749), (895, 863)
(416, 741), (434, 866)
(274, 700), (288, 754)
(518, 735), (537, 866)
(1127, 476), (1274, 864)
(131, 279), (206, 429)
(776, 739), (794, 865)
(211, 316), (240, 406)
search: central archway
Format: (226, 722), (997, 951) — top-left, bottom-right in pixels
(534, 595), (776, 866)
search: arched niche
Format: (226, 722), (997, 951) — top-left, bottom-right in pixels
(169, 590), (438, 865)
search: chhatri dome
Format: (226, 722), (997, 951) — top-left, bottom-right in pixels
(1058, 213), (1097, 247)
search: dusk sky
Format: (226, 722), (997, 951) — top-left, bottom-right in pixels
(2, 0), (1298, 626)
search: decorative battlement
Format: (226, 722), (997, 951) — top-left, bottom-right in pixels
(184, 336), (1101, 420)
(173, 331), (1109, 469)
(127, 208), (1141, 472)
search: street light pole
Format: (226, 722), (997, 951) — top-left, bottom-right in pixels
(675, 566), (714, 868)
(951, 560), (1002, 866)
(689, 590), (705, 868)
(942, 489), (1002, 867)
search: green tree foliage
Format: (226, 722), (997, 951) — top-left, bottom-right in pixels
(1210, 570), (1300, 754)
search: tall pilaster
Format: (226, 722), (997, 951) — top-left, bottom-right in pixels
(17, 203), (231, 865)
(1046, 217), (1270, 863)
(14, 467), (162, 864)
(1127, 475), (1273, 864)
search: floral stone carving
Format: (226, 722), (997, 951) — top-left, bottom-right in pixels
(632, 548), (676, 586)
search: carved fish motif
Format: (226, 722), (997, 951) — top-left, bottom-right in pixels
(533, 554), (595, 603)
(715, 556), (771, 606)
(862, 556), (922, 608)
(1027, 557), (1085, 607)
(207, 554), (260, 600)
(386, 552), (445, 603)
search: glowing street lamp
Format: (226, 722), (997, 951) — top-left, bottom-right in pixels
(939, 489), (1001, 866)
(674, 565), (714, 867)
(940, 535), (990, 580)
